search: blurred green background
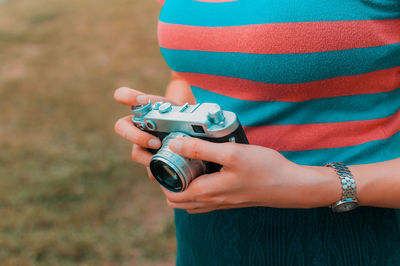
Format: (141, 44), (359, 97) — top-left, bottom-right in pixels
(0, 0), (176, 265)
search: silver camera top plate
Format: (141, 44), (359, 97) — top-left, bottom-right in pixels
(132, 101), (240, 138)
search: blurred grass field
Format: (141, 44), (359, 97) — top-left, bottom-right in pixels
(0, 0), (176, 265)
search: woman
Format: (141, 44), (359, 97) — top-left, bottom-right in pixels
(114, 0), (400, 265)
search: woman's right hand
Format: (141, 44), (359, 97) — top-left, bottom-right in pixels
(113, 87), (177, 175)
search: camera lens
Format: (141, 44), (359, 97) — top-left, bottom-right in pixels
(150, 160), (183, 192)
(149, 132), (206, 192)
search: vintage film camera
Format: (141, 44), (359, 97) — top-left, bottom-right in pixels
(131, 100), (248, 192)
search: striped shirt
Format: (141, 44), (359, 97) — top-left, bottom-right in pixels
(157, 1), (400, 265)
(158, 0), (400, 166)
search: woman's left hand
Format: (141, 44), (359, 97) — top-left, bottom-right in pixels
(162, 137), (340, 214)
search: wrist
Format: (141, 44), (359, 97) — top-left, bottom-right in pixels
(299, 165), (342, 208)
(346, 164), (369, 207)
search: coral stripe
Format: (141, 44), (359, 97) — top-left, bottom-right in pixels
(158, 19), (400, 54)
(244, 109), (400, 151)
(178, 67), (400, 102)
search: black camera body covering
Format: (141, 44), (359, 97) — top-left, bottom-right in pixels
(131, 101), (248, 192)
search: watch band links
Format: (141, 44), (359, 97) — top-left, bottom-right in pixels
(325, 162), (358, 211)
(325, 162), (357, 200)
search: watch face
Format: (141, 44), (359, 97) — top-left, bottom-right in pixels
(332, 200), (358, 212)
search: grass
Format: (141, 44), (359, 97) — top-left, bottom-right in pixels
(0, 0), (175, 265)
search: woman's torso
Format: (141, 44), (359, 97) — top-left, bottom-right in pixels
(158, 0), (400, 265)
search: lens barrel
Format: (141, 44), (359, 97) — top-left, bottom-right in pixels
(149, 132), (206, 192)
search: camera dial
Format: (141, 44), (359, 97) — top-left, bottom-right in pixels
(207, 105), (225, 125)
(158, 102), (172, 113)
(131, 99), (153, 119)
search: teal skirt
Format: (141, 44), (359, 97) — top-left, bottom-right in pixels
(175, 207), (400, 266)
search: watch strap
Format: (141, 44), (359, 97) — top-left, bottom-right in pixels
(325, 162), (357, 202)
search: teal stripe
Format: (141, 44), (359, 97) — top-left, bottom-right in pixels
(191, 86), (400, 125)
(160, 0), (400, 26)
(280, 130), (400, 166)
(160, 43), (400, 84)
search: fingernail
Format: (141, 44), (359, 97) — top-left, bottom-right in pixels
(148, 138), (161, 149)
(114, 87), (127, 98)
(169, 139), (183, 152)
(137, 95), (149, 104)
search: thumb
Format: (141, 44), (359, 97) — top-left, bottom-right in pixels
(168, 137), (240, 168)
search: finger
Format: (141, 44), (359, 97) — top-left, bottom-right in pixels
(166, 199), (204, 210)
(131, 144), (153, 166)
(161, 186), (194, 204)
(162, 171), (224, 203)
(146, 167), (155, 181)
(186, 208), (215, 214)
(114, 87), (172, 106)
(168, 137), (241, 168)
(187, 202), (258, 214)
(114, 116), (162, 149)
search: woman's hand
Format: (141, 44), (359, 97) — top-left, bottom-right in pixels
(162, 137), (341, 214)
(113, 86), (341, 213)
(113, 87), (177, 171)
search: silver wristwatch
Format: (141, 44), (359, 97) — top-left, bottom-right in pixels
(325, 162), (358, 212)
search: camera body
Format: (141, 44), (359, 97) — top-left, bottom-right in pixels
(131, 101), (248, 192)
